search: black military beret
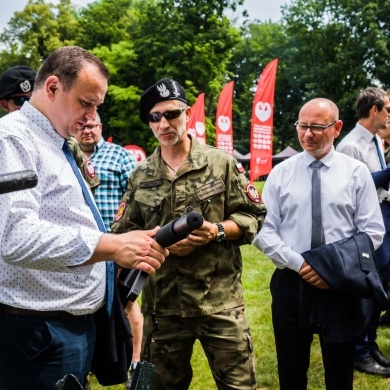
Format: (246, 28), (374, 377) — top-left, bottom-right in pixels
(139, 78), (187, 124)
(0, 66), (36, 100)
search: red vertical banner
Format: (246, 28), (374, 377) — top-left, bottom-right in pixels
(250, 59), (278, 182)
(216, 81), (234, 154)
(187, 93), (206, 144)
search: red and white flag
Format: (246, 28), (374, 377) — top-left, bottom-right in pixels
(250, 59), (278, 182)
(216, 81), (234, 154)
(187, 93), (206, 144)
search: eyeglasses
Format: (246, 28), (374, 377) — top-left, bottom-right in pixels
(147, 108), (186, 123)
(7, 96), (30, 106)
(294, 121), (337, 135)
(383, 106), (390, 114)
(80, 124), (100, 131)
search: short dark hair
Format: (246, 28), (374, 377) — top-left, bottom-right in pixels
(35, 46), (109, 92)
(356, 87), (388, 119)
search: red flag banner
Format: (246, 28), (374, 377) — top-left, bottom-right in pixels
(250, 58), (278, 182)
(187, 93), (206, 144)
(216, 81), (234, 154)
(123, 144), (147, 163)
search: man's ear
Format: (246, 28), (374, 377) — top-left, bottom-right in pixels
(45, 76), (60, 100)
(333, 119), (343, 139)
(0, 99), (10, 113)
(185, 106), (191, 122)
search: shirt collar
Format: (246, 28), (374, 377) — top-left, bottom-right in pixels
(355, 122), (375, 143)
(20, 102), (65, 149)
(302, 147), (335, 168)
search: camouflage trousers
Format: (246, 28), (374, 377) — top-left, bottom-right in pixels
(142, 305), (256, 390)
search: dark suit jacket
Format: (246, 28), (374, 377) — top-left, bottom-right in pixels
(371, 166), (390, 190)
(299, 232), (389, 343)
(91, 280), (133, 386)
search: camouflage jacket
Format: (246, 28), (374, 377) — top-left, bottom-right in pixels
(111, 136), (266, 317)
(68, 136), (100, 190)
(385, 142), (390, 165)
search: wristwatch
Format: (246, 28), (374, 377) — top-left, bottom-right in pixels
(215, 223), (226, 243)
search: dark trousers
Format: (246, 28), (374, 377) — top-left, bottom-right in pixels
(0, 311), (95, 390)
(355, 201), (390, 360)
(271, 269), (355, 390)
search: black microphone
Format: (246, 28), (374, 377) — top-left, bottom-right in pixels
(123, 210), (204, 302)
(0, 170), (38, 194)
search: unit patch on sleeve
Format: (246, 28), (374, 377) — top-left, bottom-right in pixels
(85, 160), (96, 178)
(246, 183), (262, 203)
(114, 201), (126, 222)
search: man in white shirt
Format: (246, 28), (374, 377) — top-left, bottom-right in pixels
(0, 46), (168, 389)
(253, 98), (384, 389)
(336, 87), (390, 376)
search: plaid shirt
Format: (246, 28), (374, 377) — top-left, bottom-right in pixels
(90, 138), (137, 231)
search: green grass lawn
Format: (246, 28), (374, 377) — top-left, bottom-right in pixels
(90, 181), (390, 389)
(91, 245), (390, 389)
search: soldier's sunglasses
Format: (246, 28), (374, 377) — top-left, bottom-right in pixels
(147, 108), (186, 123)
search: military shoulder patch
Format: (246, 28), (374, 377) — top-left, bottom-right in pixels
(85, 160), (96, 178)
(246, 183), (262, 203)
(114, 201), (126, 222)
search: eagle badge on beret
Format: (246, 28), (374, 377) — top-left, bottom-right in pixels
(157, 83), (170, 98)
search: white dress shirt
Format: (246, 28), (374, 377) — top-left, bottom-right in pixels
(336, 122), (390, 202)
(0, 103), (106, 314)
(253, 148), (385, 272)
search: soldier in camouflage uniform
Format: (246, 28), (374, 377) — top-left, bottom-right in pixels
(68, 136), (100, 191)
(111, 78), (266, 390)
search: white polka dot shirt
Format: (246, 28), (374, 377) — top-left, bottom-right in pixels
(0, 102), (106, 315)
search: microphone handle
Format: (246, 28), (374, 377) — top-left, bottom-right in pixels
(0, 170), (38, 194)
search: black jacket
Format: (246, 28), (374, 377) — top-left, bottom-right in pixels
(300, 232), (389, 343)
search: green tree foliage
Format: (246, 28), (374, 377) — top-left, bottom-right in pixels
(128, 0), (243, 149)
(229, 21), (290, 152)
(0, 0), (79, 69)
(76, 0), (135, 49)
(280, 0), (390, 139)
(3, 0), (390, 156)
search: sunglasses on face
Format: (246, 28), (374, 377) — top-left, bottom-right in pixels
(7, 96), (30, 106)
(147, 108), (186, 123)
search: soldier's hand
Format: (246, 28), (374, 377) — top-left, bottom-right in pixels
(168, 239), (196, 256)
(185, 220), (217, 245)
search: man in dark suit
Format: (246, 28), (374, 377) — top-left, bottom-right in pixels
(253, 98), (385, 389)
(337, 87), (390, 376)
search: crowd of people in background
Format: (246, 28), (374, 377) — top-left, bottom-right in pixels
(1, 46), (390, 390)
